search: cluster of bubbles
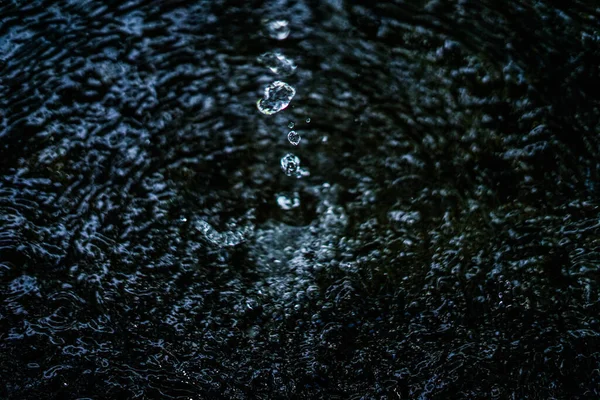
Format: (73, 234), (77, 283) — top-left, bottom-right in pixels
(256, 20), (297, 116)
(255, 20), (313, 193)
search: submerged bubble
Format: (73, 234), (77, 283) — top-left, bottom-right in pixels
(280, 153), (300, 176)
(305, 117), (311, 123)
(257, 81), (296, 115)
(194, 220), (252, 247)
(257, 52), (296, 75)
(287, 130), (301, 145)
(297, 167), (310, 177)
(265, 19), (290, 40)
(288, 121), (295, 129)
(276, 192), (301, 210)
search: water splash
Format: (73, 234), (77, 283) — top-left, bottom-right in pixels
(194, 220), (253, 247)
(287, 130), (300, 145)
(257, 52), (296, 75)
(265, 19), (290, 40)
(280, 153), (300, 177)
(257, 81), (296, 115)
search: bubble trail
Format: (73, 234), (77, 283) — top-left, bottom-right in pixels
(276, 192), (300, 210)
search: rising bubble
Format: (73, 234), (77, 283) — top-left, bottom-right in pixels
(287, 130), (301, 145)
(265, 20), (290, 40)
(195, 220), (252, 247)
(257, 52), (296, 75)
(257, 81), (296, 115)
(276, 192), (301, 210)
(280, 153), (300, 177)
(288, 122), (295, 129)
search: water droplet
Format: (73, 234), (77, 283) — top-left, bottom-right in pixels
(257, 52), (296, 75)
(280, 153), (300, 176)
(287, 130), (301, 145)
(276, 192), (301, 210)
(257, 81), (296, 115)
(265, 19), (290, 40)
(305, 117), (311, 123)
(288, 122), (295, 129)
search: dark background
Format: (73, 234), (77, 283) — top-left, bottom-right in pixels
(1, 0), (600, 398)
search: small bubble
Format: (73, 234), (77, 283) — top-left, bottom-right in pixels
(305, 117), (311, 123)
(297, 167), (310, 177)
(280, 153), (300, 176)
(257, 81), (296, 115)
(276, 192), (301, 210)
(257, 52), (296, 75)
(265, 19), (290, 40)
(306, 286), (319, 300)
(288, 121), (295, 129)
(287, 130), (301, 145)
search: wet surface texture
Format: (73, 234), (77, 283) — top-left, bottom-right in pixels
(1, 0), (600, 398)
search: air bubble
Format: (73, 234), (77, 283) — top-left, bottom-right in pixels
(280, 153), (300, 177)
(257, 81), (296, 115)
(276, 192), (301, 210)
(265, 19), (290, 40)
(288, 122), (295, 129)
(257, 52), (296, 75)
(287, 131), (301, 145)
(305, 117), (311, 123)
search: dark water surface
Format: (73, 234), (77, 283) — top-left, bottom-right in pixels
(1, 0), (600, 398)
